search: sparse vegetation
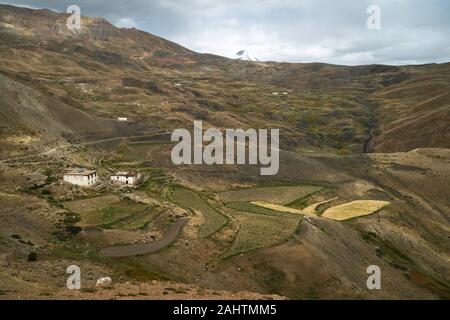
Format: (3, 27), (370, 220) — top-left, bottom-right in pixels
(63, 195), (121, 214)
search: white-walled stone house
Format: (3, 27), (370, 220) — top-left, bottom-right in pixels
(63, 169), (97, 187)
(111, 172), (142, 186)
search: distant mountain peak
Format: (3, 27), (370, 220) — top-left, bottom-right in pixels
(236, 49), (258, 61)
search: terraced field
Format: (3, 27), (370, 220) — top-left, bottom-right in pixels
(226, 201), (296, 217)
(219, 186), (322, 205)
(65, 198), (162, 230)
(63, 195), (121, 213)
(322, 200), (390, 221)
(102, 205), (164, 230)
(250, 201), (305, 215)
(170, 188), (228, 238)
(223, 210), (300, 258)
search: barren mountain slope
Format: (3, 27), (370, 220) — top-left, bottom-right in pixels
(0, 74), (155, 159)
(368, 64), (450, 152)
(1, 4), (448, 154)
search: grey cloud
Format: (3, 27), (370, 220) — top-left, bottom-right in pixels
(2, 0), (449, 65)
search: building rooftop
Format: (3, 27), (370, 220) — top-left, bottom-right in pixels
(112, 171), (137, 177)
(64, 168), (96, 176)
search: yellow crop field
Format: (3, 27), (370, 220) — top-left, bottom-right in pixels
(251, 201), (305, 215)
(321, 200), (390, 221)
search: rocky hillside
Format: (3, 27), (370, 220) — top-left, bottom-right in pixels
(0, 4), (448, 157)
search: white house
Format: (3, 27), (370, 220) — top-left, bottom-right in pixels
(110, 172), (142, 186)
(117, 117), (128, 121)
(63, 169), (97, 187)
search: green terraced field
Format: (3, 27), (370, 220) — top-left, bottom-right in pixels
(171, 188), (228, 238)
(226, 201), (297, 218)
(219, 186), (322, 205)
(223, 210), (300, 258)
(77, 201), (160, 229)
(106, 205), (165, 230)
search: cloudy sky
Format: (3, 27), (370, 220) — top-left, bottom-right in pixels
(2, 0), (450, 65)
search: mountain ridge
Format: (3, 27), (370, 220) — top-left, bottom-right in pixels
(0, 3), (449, 157)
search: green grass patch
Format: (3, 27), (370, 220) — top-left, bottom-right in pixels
(113, 142), (158, 162)
(219, 186), (322, 205)
(105, 205), (164, 230)
(78, 201), (154, 229)
(170, 188), (227, 238)
(287, 188), (325, 209)
(223, 210), (300, 258)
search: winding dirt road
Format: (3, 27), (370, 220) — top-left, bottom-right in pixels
(100, 218), (188, 257)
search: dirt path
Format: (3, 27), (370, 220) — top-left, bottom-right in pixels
(99, 218), (188, 257)
(0, 132), (171, 164)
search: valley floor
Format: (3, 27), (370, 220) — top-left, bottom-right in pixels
(0, 141), (449, 300)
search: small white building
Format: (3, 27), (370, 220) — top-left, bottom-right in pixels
(111, 172), (142, 186)
(63, 169), (97, 187)
(117, 117), (128, 121)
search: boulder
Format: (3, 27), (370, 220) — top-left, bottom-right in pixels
(95, 277), (112, 288)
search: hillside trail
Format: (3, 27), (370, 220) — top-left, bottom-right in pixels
(0, 132), (171, 164)
(100, 218), (188, 257)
